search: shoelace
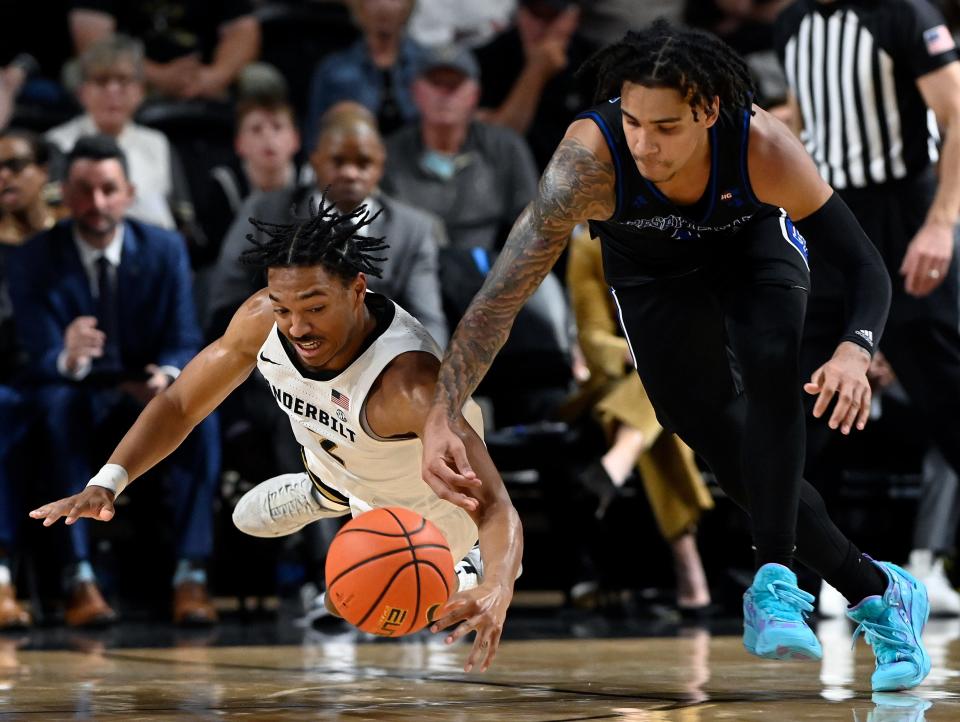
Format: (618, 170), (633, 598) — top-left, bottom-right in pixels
(270, 480), (323, 517)
(760, 580), (815, 620)
(852, 612), (912, 664)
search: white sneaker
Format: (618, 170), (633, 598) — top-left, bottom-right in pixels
(919, 559), (960, 617)
(905, 549), (935, 578)
(232, 473), (350, 538)
(454, 546), (484, 592)
(818, 579), (849, 618)
(295, 589), (344, 628)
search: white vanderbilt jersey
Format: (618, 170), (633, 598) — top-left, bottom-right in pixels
(256, 293), (483, 563)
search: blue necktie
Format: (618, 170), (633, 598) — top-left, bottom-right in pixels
(95, 256), (121, 370)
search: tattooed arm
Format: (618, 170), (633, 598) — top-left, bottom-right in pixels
(420, 119), (616, 509)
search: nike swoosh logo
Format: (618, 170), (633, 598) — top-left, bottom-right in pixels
(259, 352), (281, 365)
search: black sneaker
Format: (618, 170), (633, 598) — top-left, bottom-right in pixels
(577, 461), (619, 519)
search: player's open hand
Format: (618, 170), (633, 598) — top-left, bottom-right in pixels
(804, 341), (872, 435)
(421, 405), (482, 513)
(430, 581), (513, 673)
(29, 486), (116, 526)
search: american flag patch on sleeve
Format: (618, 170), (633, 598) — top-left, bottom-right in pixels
(331, 389), (350, 411)
(924, 25), (956, 56)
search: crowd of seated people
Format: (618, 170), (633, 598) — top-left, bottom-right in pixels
(0, 0), (956, 632)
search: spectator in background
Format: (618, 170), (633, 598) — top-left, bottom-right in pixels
(0, 0), (76, 130)
(0, 130), (67, 245)
(475, 0), (590, 169)
(381, 45), (539, 251)
(211, 101), (447, 346)
(47, 35), (194, 233)
(0, 378), (26, 629)
(577, 0), (682, 47)
(685, 0), (794, 108)
(0, 128), (67, 629)
(68, 0), (260, 101)
(381, 46), (571, 426)
(0, 288), (27, 629)
(564, 227), (714, 613)
(685, 0), (793, 56)
(304, 0), (425, 151)
(407, 0), (516, 48)
(6, 136), (220, 627)
(193, 93), (301, 271)
(0, 55), (38, 133)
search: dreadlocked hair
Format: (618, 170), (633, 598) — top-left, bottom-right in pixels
(239, 191), (389, 281)
(577, 19), (756, 120)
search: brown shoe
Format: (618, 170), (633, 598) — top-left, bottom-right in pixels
(0, 584), (30, 629)
(173, 581), (218, 626)
(65, 581), (117, 628)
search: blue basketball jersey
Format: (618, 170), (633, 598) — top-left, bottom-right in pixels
(577, 98), (782, 284)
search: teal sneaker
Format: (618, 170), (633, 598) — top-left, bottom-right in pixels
(848, 561), (931, 692)
(743, 563), (822, 660)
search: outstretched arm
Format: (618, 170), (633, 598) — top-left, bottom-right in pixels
(368, 353), (523, 672)
(429, 417), (522, 673)
(422, 120), (615, 501)
(182, 15), (261, 99)
(30, 292), (274, 526)
(68, 8), (114, 55)
(479, 6), (581, 135)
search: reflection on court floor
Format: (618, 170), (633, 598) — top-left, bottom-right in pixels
(0, 617), (957, 720)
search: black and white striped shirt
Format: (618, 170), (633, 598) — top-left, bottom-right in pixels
(775, 0), (958, 189)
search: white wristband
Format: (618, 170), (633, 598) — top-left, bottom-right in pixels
(86, 464), (129, 498)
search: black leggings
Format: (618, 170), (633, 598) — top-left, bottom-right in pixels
(609, 216), (880, 596)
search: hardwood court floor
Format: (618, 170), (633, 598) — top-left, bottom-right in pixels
(1, 617), (958, 720)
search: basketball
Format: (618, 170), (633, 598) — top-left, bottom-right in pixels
(325, 507), (457, 636)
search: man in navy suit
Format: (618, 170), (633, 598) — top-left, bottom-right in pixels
(6, 135), (220, 627)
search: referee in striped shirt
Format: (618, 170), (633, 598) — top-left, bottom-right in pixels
(774, 3), (960, 479)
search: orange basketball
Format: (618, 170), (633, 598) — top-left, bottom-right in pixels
(325, 507), (457, 636)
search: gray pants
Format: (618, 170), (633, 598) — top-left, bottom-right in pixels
(914, 447), (960, 555)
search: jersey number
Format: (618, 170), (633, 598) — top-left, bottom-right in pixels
(320, 439), (345, 467)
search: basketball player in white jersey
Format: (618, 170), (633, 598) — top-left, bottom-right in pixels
(29, 198), (523, 673)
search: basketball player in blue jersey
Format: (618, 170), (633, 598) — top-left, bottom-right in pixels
(422, 21), (931, 691)
(28, 198), (523, 673)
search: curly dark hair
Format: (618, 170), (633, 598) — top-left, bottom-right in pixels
(577, 20), (756, 118)
(239, 191), (389, 282)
